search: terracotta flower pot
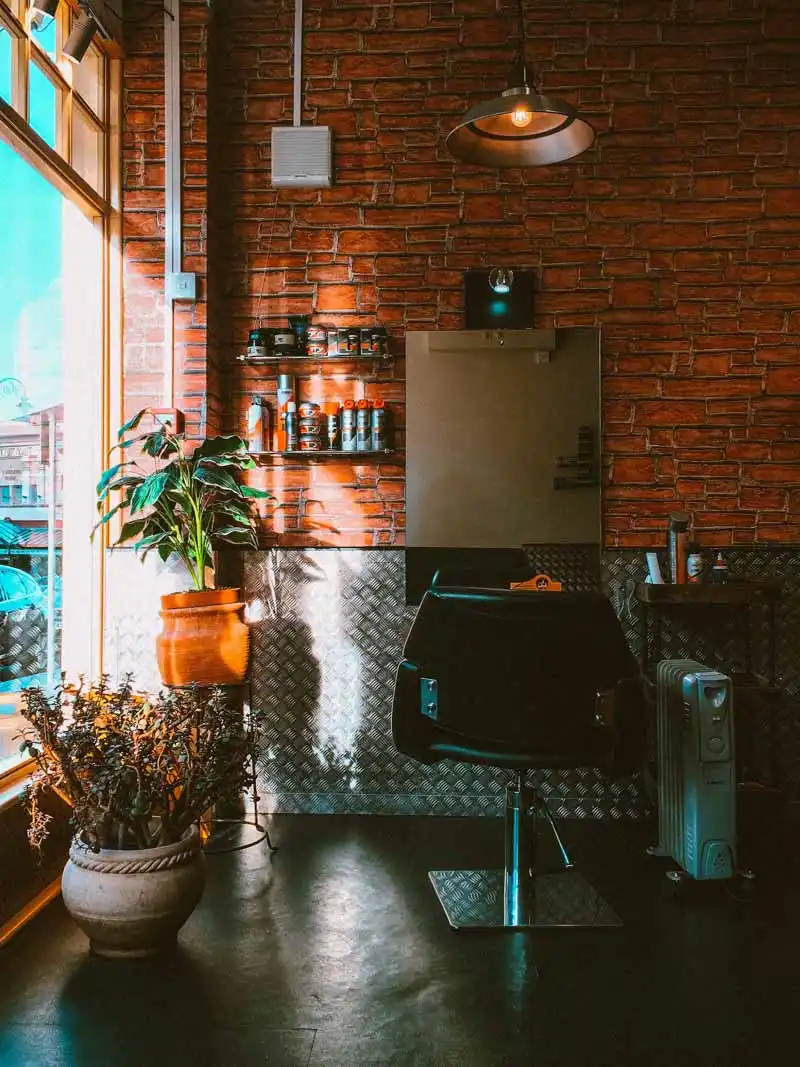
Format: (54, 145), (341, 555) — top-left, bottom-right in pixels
(61, 826), (206, 959)
(156, 588), (249, 687)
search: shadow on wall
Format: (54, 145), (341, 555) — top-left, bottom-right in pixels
(247, 548), (424, 806)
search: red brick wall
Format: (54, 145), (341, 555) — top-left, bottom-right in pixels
(124, 0), (800, 549)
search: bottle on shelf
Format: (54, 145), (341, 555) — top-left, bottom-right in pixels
(275, 374), (296, 450)
(686, 543), (705, 584)
(711, 552), (728, 585)
(323, 402), (340, 449)
(371, 399), (387, 451)
(285, 402), (299, 451)
(246, 396), (266, 453)
(341, 400), (357, 452)
(667, 512), (690, 584)
(356, 399), (371, 452)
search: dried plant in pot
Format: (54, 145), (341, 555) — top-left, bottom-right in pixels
(93, 410), (272, 686)
(20, 677), (266, 958)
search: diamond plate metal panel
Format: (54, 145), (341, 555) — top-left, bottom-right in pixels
(428, 869), (622, 928)
(0, 605), (47, 683)
(603, 548), (800, 797)
(103, 549), (196, 692)
(100, 544), (800, 814)
(522, 543), (602, 592)
(244, 548), (648, 818)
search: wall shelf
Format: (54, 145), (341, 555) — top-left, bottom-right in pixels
(634, 580), (780, 605)
(237, 353), (392, 365)
(250, 449), (396, 459)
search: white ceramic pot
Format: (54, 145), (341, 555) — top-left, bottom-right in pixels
(61, 825), (206, 958)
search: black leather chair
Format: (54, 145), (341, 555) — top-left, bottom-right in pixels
(392, 582), (645, 929)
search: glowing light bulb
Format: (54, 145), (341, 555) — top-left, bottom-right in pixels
(510, 105), (532, 128)
(489, 267), (514, 294)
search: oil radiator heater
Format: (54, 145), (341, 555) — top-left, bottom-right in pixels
(653, 660), (736, 880)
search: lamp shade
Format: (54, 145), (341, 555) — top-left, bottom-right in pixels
(63, 11), (97, 64)
(31, 0), (60, 17)
(446, 86), (595, 168)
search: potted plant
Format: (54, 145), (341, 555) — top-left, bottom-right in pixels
(94, 410), (271, 686)
(20, 677), (265, 958)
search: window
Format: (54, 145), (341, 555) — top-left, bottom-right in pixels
(29, 5), (55, 61)
(0, 1), (110, 197)
(0, 0), (119, 777)
(28, 57), (58, 148)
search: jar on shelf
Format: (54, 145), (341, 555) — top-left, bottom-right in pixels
(307, 326), (328, 358)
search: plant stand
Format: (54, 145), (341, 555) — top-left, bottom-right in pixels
(167, 682), (278, 857)
(204, 715), (278, 857)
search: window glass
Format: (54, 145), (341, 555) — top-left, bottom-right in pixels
(71, 42), (103, 119)
(28, 60), (58, 149)
(0, 27), (11, 105)
(0, 140), (102, 775)
(30, 10), (57, 61)
(72, 105), (103, 193)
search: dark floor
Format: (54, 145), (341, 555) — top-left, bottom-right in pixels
(1, 814), (799, 1067)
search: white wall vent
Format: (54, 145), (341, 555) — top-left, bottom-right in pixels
(271, 126), (332, 188)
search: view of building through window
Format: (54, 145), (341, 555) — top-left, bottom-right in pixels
(0, 3), (107, 775)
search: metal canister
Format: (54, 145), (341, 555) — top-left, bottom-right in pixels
(299, 416), (321, 436)
(325, 328), (340, 356)
(668, 511), (690, 585)
(247, 329), (266, 359)
(285, 402), (299, 451)
(687, 544), (705, 584)
(359, 327), (373, 356)
(299, 437), (323, 451)
(338, 327), (354, 355)
(246, 396), (265, 452)
(276, 373), (295, 450)
(371, 327), (388, 357)
(356, 399), (371, 452)
(347, 328), (361, 355)
(370, 399), (388, 451)
(307, 325), (328, 358)
(341, 400), (357, 452)
(326, 410), (340, 449)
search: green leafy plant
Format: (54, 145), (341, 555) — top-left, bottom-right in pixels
(19, 677), (266, 852)
(93, 410), (271, 592)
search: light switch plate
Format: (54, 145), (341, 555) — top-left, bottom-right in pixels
(168, 272), (197, 302)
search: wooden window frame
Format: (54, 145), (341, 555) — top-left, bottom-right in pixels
(0, 0), (122, 714)
(0, 0), (110, 186)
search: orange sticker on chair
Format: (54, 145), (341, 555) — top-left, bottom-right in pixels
(510, 574), (563, 592)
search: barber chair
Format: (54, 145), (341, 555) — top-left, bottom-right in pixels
(392, 584), (645, 929)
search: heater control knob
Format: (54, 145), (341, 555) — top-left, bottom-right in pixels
(707, 736), (725, 754)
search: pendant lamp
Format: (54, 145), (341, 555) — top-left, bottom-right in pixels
(446, 2), (595, 168)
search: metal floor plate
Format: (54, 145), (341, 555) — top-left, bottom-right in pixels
(429, 869), (623, 930)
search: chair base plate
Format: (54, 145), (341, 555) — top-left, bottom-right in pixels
(428, 869), (622, 930)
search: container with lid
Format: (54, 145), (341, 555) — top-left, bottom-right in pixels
(359, 327), (373, 356)
(338, 327), (356, 355)
(371, 399), (388, 451)
(273, 330), (297, 357)
(668, 512), (690, 585)
(371, 327), (388, 356)
(686, 543), (705, 584)
(307, 325), (328, 358)
(285, 401), (299, 451)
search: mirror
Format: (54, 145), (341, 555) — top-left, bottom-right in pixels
(406, 327), (601, 549)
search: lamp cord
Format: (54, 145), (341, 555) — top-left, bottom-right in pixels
(104, 2), (174, 25)
(517, 0), (527, 76)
